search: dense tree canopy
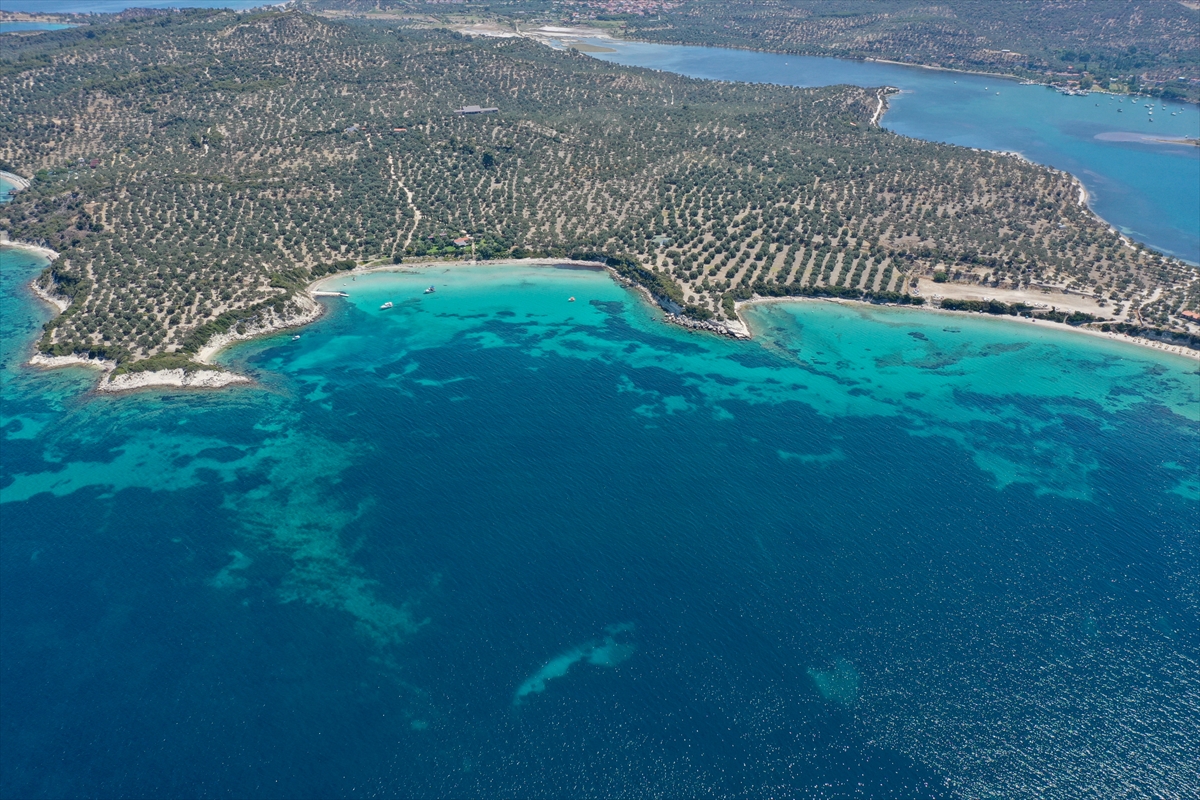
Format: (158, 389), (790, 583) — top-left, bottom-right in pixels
(1, 9), (1194, 368)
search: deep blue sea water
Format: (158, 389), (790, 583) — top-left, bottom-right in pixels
(2, 248), (1198, 798)
(586, 40), (1200, 263)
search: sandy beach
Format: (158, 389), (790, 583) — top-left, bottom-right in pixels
(0, 235), (58, 261)
(10, 246), (1196, 395)
(313, 257), (1196, 360)
(913, 277), (1109, 317)
(0, 171), (31, 193)
(738, 294), (1199, 362)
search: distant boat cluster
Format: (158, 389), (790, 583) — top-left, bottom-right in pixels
(376, 287), (434, 310)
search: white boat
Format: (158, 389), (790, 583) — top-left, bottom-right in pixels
(380, 301), (393, 309)
(292, 335), (301, 341)
(424, 286), (436, 294)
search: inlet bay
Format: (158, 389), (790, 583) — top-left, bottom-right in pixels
(587, 39), (1200, 263)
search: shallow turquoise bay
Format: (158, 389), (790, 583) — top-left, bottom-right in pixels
(2, 251), (1198, 797)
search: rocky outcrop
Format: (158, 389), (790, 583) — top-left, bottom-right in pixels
(664, 313), (751, 339)
(99, 369), (249, 393)
(29, 353), (113, 371)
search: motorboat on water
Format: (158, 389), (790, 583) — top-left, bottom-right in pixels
(380, 301), (394, 309)
(569, 296), (575, 302)
(424, 286), (436, 294)
(292, 334), (301, 341)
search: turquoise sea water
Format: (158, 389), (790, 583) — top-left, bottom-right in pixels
(0, 21), (75, 32)
(2, 248), (1198, 797)
(1, 0), (274, 12)
(0, 176), (18, 203)
(587, 41), (1200, 263)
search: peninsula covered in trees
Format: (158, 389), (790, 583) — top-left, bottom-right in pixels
(2, 8), (1197, 375)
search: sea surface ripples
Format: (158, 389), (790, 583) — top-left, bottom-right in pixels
(2, 257), (1197, 798)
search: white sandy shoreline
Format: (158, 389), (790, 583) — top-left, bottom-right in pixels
(0, 170), (32, 193)
(315, 258), (1197, 360)
(737, 295), (1200, 362)
(0, 234), (58, 261)
(6, 245), (1196, 396)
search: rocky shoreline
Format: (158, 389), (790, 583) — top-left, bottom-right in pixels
(27, 352), (249, 392)
(100, 368), (250, 393)
(196, 293), (324, 364)
(663, 312), (751, 339)
(28, 277), (70, 313)
(10, 248), (1197, 398)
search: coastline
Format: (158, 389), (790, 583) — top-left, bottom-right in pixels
(3, 240), (253, 392)
(28, 276), (69, 313)
(317, 257), (1195, 361)
(6, 245), (1195, 397)
(736, 295), (1200, 362)
(309, 257), (752, 339)
(195, 292), (324, 365)
(0, 234), (58, 261)
(606, 31), (1181, 106)
(0, 170), (31, 193)
(25, 352), (250, 392)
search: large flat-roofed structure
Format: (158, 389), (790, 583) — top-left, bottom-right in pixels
(455, 105), (499, 115)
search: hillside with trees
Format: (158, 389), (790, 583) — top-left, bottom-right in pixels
(1, 9), (1195, 371)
